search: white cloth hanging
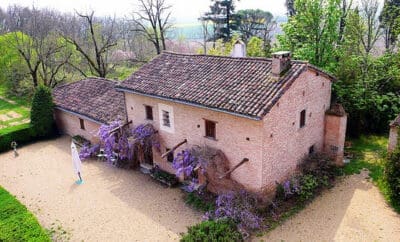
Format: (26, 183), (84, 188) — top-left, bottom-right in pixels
(71, 142), (82, 175)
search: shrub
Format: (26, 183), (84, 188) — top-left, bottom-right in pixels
(298, 174), (319, 202)
(298, 153), (336, 181)
(0, 124), (34, 153)
(151, 166), (179, 187)
(30, 85), (55, 137)
(181, 219), (243, 242)
(185, 191), (216, 212)
(384, 147), (400, 207)
(79, 143), (100, 160)
(205, 191), (263, 232)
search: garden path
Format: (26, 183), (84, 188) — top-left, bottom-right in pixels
(261, 170), (400, 242)
(0, 136), (201, 241)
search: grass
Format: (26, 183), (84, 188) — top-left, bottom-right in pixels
(343, 135), (400, 213)
(0, 186), (50, 241)
(0, 84), (30, 132)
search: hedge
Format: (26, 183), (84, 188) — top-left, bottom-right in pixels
(0, 124), (35, 153)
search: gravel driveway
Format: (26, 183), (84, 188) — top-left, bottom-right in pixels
(1, 137), (400, 241)
(0, 136), (201, 241)
(261, 170), (400, 242)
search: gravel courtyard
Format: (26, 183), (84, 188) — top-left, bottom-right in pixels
(0, 136), (201, 241)
(1, 137), (400, 241)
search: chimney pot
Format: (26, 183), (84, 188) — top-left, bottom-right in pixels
(272, 51), (291, 78)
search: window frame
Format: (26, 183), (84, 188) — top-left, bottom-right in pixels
(158, 103), (174, 133)
(79, 118), (85, 130)
(300, 109), (306, 128)
(204, 119), (217, 139)
(144, 105), (154, 121)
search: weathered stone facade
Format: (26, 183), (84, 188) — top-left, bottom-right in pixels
(54, 109), (101, 143)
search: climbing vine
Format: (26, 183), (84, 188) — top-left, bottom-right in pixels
(79, 120), (159, 168)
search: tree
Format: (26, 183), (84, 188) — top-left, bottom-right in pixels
(132, 0), (172, 54)
(278, 0), (341, 68)
(201, 0), (240, 42)
(285, 0), (296, 16)
(63, 11), (117, 78)
(246, 36), (266, 57)
(338, 0), (354, 45)
(5, 6), (72, 87)
(380, 0), (400, 51)
(237, 9), (276, 56)
(30, 85), (54, 137)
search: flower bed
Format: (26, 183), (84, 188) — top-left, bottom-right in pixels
(150, 166), (179, 187)
(180, 152), (341, 240)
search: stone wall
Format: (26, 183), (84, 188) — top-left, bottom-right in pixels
(54, 109), (101, 143)
(388, 126), (399, 152)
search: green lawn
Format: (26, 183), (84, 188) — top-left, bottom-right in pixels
(343, 135), (399, 212)
(0, 84), (30, 132)
(0, 186), (50, 241)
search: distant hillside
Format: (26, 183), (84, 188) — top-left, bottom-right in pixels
(169, 15), (287, 40)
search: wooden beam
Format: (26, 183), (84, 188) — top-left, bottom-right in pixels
(161, 139), (187, 158)
(219, 158), (249, 179)
(109, 120), (133, 134)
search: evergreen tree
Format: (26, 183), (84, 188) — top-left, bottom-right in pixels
(30, 85), (55, 137)
(201, 0), (240, 42)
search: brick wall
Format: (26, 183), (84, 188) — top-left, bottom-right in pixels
(324, 114), (347, 165)
(124, 69), (335, 193)
(261, 70), (332, 191)
(388, 126), (399, 152)
(124, 94), (264, 191)
(54, 109), (101, 143)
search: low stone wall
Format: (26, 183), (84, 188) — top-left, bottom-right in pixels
(388, 126), (399, 152)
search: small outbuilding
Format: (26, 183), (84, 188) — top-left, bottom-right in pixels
(388, 114), (400, 152)
(52, 78), (127, 143)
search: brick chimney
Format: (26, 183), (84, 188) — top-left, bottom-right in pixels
(272, 51), (291, 78)
(230, 40), (246, 58)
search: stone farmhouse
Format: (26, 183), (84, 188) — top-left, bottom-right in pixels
(53, 45), (347, 193)
(388, 114), (400, 152)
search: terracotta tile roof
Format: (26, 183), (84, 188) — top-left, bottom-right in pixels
(117, 52), (330, 120)
(391, 114), (400, 127)
(53, 78), (127, 124)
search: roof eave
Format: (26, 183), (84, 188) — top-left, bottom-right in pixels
(54, 106), (106, 125)
(308, 65), (337, 82)
(115, 87), (262, 121)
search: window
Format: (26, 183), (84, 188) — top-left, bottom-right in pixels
(300, 109), (306, 128)
(162, 110), (170, 127)
(145, 105), (153, 120)
(205, 120), (216, 139)
(309, 145), (315, 154)
(158, 103), (174, 133)
(166, 148), (174, 162)
(79, 118), (85, 130)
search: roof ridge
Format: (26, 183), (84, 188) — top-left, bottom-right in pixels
(161, 51), (273, 62)
(54, 77), (117, 90)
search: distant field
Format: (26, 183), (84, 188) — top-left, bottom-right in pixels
(0, 86), (30, 132)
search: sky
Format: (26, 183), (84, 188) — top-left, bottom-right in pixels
(0, 0), (288, 23)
